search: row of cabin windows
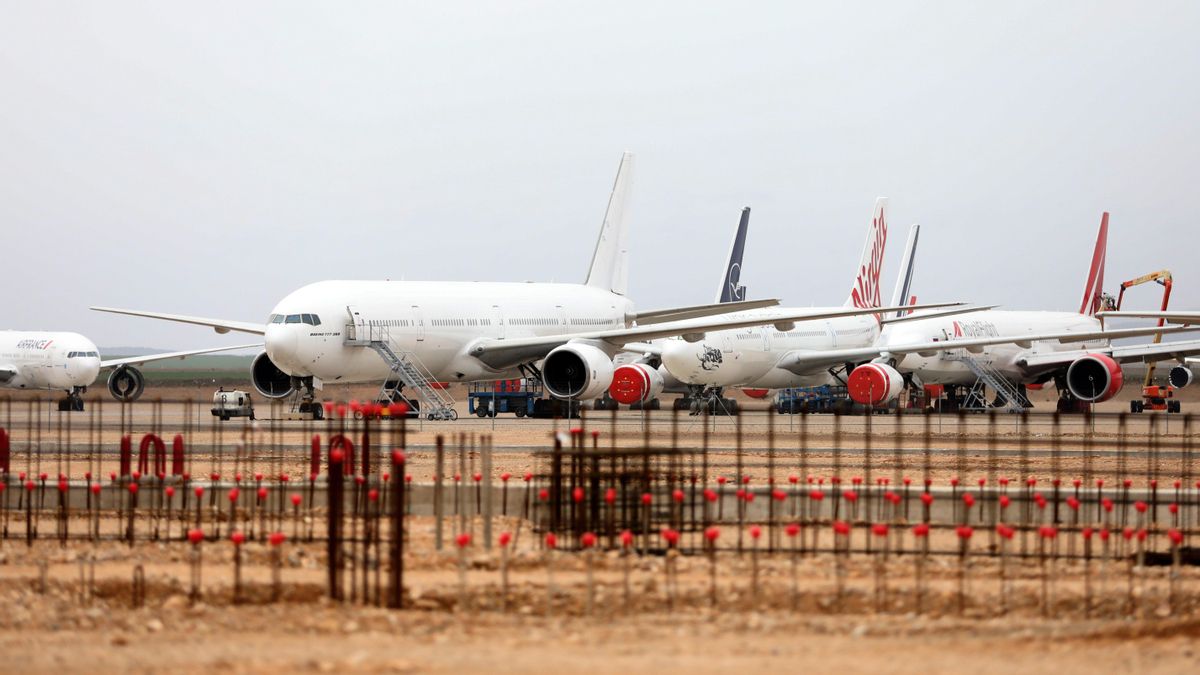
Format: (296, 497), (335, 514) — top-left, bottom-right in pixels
(67, 351), (99, 358)
(351, 317), (616, 329)
(268, 313), (322, 326)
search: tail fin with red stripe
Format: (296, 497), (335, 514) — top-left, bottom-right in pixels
(846, 198), (889, 309)
(1078, 212), (1109, 316)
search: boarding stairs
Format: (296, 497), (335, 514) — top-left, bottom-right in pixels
(945, 351), (1030, 413)
(344, 320), (458, 420)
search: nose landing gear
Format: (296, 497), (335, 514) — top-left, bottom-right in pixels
(291, 377), (324, 420)
(57, 386), (86, 412)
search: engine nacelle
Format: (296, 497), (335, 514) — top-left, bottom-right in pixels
(107, 366), (145, 403)
(252, 352), (294, 399)
(1066, 353), (1124, 402)
(847, 363), (905, 406)
(609, 363), (665, 405)
(1169, 365), (1194, 389)
(543, 343), (614, 400)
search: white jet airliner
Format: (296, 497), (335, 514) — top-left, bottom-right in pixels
(0, 331), (258, 410)
(654, 199), (959, 411)
(91, 154), (953, 418)
(801, 213), (1200, 411)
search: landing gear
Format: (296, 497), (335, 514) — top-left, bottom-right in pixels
(57, 387), (85, 412)
(682, 386), (738, 416)
(290, 377), (324, 420)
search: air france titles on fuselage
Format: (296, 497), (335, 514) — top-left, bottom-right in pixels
(16, 339), (54, 350)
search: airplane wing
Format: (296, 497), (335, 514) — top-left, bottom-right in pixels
(90, 307), (265, 335)
(1098, 311), (1200, 324)
(0, 366), (16, 383)
(781, 324), (1200, 374)
(1018, 339), (1200, 369)
(879, 305), (999, 325)
(633, 298), (778, 325)
(468, 301), (965, 370)
(100, 343), (262, 369)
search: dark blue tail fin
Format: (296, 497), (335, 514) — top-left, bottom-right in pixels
(717, 207), (751, 303)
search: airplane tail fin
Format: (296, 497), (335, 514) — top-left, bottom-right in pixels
(585, 151), (634, 296)
(1078, 212), (1109, 316)
(887, 223), (919, 318)
(716, 207), (751, 303)
(846, 197), (889, 309)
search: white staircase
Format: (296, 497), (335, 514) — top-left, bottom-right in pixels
(344, 319), (457, 420)
(945, 351), (1030, 412)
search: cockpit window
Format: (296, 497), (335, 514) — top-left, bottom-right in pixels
(300, 314), (322, 326)
(269, 314), (285, 324)
(66, 351), (98, 358)
(285, 314), (302, 324)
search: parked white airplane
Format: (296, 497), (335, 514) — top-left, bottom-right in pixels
(655, 199), (949, 411)
(0, 331), (258, 410)
(92, 154), (951, 418)
(821, 213), (1200, 411)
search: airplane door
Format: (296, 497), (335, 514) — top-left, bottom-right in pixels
(555, 305), (566, 334)
(825, 321), (838, 349)
(411, 305), (425, 342)
(493, 305), (505, 339)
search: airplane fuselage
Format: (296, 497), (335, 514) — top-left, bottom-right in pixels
(264, 280), (635, 384)
(660, 309), (879, 389)
(0, 331), (101, 391)
(884, 310), (1108, 384)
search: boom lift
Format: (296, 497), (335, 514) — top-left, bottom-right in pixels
(1112, 270), (1180, 413)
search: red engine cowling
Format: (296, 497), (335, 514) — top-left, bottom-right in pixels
(742, 388), (771, 399)
(847, 363), (905, 406)
(609, 364), (665, 405)
(1065, 353), (1124, 402)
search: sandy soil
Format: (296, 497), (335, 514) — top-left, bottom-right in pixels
(1, 388), (1198, 673)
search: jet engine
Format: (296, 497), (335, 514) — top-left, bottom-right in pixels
(107, 366), (145, 402)
(1169, 365), (1193, 389)
(847, 363), (905, 406)
(543, 343), (615, 400)
(1065, 354), (1124, 402)
(609, 363), (665, 405)
(252, 352), (294, 399)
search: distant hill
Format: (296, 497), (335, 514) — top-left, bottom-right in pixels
(101, 347), (163, 356)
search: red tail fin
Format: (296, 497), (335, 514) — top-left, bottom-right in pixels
(847, 198), (888, 309)
(1078, 212), (1109, 316)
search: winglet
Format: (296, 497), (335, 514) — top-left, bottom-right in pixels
(716, 207), (751, 303)
(847, 198), (889, 309)
(1078, 212), (1109, 316)
(585, 152), (634, 296)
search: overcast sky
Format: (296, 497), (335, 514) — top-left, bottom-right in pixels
(2, 2), (1198, 350)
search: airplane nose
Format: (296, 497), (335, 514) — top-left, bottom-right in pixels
(265, 325), (299, 364)
(660, 341), (699, 383)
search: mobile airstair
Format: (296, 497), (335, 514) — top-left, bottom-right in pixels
(344, 318), (458, 420)
(945, 351), (1030, 413)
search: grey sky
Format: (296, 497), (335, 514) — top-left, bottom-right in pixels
(2, 2), (1198, 349)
